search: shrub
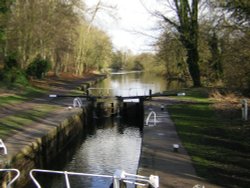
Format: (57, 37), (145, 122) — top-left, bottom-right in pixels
(4, 54), (19, 70)
(0, 54), (29, 86)
(0, 68), (29, 86)
(26, 56), (51, 79)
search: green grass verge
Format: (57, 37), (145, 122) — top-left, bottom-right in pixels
(0, 95), (26, 106)
(167, 89), (250, 188)
(0, 104), (59, 138)
(0, 84), (47, 107)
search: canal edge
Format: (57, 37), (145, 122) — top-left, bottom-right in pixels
(0, 75), (107, 187)
(137, 99), (222, 188)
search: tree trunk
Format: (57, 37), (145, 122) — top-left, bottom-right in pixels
(186, 45), (201, 87)
(160, 0), (201, 87)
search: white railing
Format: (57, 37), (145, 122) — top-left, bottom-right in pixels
(0, 169), (20, 188)
(145, 111), (157, 126)
(121, 88), (149, 97)
(114, 170), (159, 188)
(88, 88), (114, 96)
(0, 139), (7, 154)
(88, 88), (150, 98)
(73, 97), (83, 108)
(241, 99), (248, 121)
(30, 169), (112, 188)
(29, 169), (159, 188)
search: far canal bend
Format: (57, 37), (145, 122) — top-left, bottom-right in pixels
(36, 71), (185, 188)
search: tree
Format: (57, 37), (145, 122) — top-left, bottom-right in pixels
(156, 0), (201, 87)
(73, 0), (116, 75)
(156, 31), (188, 80)
(196, 19), (224, 84)
(217, 0), (250, 25)
(208, 0), (250, 92)
(222, 32), (250, 93)
(2, 0), (113, 78)
(0, 0), (14, 64)
(6, 0), (81, 71)
(110, 51), (124, 71)
(73, 23), (112, 74)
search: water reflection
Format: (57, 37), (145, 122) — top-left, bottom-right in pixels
(45, 118), (142, 188)
(96, 71), (186, 96)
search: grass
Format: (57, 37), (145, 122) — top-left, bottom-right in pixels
(0, 95), (26, 106)
(0, 84), (46, 108)
(0, 80), (64, 138)
(167, 88), (250, 188)
(0, 105), (59, 139)
(164, 87), (213, 102)
(0, 75), (91, 139)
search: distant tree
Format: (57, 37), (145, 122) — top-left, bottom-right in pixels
(73, 0), (115, 74)
(83, 28), (112, 72)
(132, 60), (143, 71)
(110, 51), (124, 71)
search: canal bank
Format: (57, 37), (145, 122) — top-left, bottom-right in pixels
(0, 74), (106, 187)
(2, 108), (85, 187)
(137, 98), (222, 188)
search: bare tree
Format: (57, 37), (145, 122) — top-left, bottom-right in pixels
(145, 0), (201, 87)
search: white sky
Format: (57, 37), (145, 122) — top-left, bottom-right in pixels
(85, 0), (161, 54)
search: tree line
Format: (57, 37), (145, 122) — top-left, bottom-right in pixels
(0, 0), (154, 87)
(154, 0), (250, 93)
(1, 0), (250, 94)
(0, 0), (117, 85)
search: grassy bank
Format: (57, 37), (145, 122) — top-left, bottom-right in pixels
(0, 105), (59, 138)
(0, 74), (105, 139)
(167, 88), (250, 188)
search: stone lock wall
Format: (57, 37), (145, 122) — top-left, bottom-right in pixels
(3, 111), (87, 188)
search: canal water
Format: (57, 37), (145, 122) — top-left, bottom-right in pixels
(95, 71), (185, 96)
(35, 71), (184, 188)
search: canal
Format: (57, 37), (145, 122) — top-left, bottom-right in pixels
(35, 71), (184, 188)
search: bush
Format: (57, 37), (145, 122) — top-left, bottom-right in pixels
(26, 56), (51, 79)
(4, 54), (19, 70)
(222, 33), (250, 94)
(0, 68), (29, 86)
(0, 54), (29, 86)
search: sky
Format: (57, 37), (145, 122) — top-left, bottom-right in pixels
(85, 0), (161, 54)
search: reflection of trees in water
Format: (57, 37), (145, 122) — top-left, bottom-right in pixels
(43, 116), (141, 188)
(97, 71), (188, 97)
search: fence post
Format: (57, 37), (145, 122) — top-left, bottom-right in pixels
(241, 99), (248, 121)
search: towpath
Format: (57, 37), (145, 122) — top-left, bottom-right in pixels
(0, 75), (104, 162)
(138, 98), (222, 188)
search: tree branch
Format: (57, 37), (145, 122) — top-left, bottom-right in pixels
(155, 11), (180, 30)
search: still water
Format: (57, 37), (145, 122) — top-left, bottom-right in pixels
(36, 71), (184, 188)
(44, 118), (142, 188)
(95, 71), (185, 96)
